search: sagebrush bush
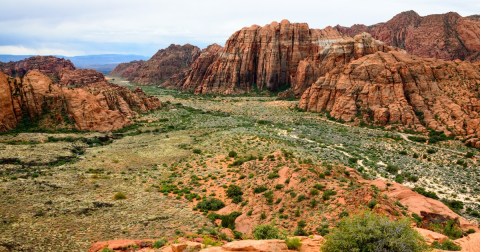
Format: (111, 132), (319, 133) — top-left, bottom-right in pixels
(253, 224), (284, 240)
(196, 198), (225, 211)
(321, 211), (428, 252)
(113, 192), (126, 200)
(285, 237), (302, 250)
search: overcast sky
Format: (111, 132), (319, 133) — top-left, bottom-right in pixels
(1, 0), (479, 56)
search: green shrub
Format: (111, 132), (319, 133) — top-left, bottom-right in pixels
(431, 239), (461, 251)
(386, 164), (399, 174)
(321, 211), (428, 252)
(193, 149), (202, 154)
(322, 190), (336, 201)
(367, 200), (377, 209)
(253, 224), (284, 240)
(285, 237), (302, 250)
(466, 152), (474, 158)
(413, 187), (439, 200)
(297, 194), (306, 202)
(313, 183), (325, 190)
(226, 184), (243, 198)
(294, 220), (308, 236)
(275, 184), (284, 190)
(310, 188), (319, 196)
(253, 185), (268, 194)
(228, 151), (237, 157)
(152, 239), (168, 248)
(114, 192), (126, 200)
(196, 198), (225, 211)
(267, 173), (280, 179)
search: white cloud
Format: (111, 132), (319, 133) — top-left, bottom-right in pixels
(0, 0), (479, 56)
(0, 46), (83, 56)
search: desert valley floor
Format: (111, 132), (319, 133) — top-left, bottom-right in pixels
(2, 80), (480, 251)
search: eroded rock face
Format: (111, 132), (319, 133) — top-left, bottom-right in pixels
(123, 44), (201, 85)
(0, 55), (162, 132)
(161, 43), (224, 91)
(0, 55), (75, 79)
(292, 33), (402, 97)
(336, 10), (480, 62)
(368, 180), (478, 231)
(183, 20), (348, 94)
(299, 48), (480, 140)
(108, 60), (145, 78)
(58, 68), (106, 87)
(0, 71), (133, 132)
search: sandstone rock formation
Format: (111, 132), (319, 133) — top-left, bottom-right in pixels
(187, 20), (348, 94)
(200, 240), (290, 252)
(454, 232), (480, 252)
(335, 11), (480, 62)
(58, 68), (106, 87)
(368, 180), (478, 231)
(292, 33), (402, 97)
(0, 56), (161, 133)
(299, 43), (480, 141)
(161, 43), (223, 91)
(0, 71), (133, 132)
(108, 60), (145, 78)
(118, 44), (202, 85)
(413, 228), (448, 246)
(0, 55), (75, 79)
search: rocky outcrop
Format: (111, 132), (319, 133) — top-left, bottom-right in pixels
(455, 232), (480, 252)
(299, 47), (480, 139)
(58, 68), (105, 87)
(123, 44), (201, 85)
(108, 60), (145, 78)
(292, 33), (402, 97)
(0, 56), (162, 133)
(175, 20), (348, 94)
(335, 11), (480, 62)
(414, 228), (448, 246)
(201, 240), (290, 252)
(0, 71), (133, 132)
(368, 180), (478, 231)
(0, 55), (75, 80)
(161, 43), (223, 91)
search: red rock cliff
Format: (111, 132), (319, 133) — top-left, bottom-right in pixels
(0, 55), (75, 80)
(335, 11), (480, 62)
(176, 20), (348, 94)
(0, 71), (133, 132)
(122, 44), (201, 85)
(0, 56), (162, 132)
(299, 43), (480, 142)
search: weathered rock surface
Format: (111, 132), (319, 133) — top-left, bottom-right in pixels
(299, 46), (480, 140)
(0, 70), (133, 132)
(413, 228), (448, 245)
(335, 10), (480, 62)
(58, 68), (105, 87)
(161, 43), (223, 91)
(0, 55), (75, 79)
(176, 20), (348, 94)
(200, 240), (290, 252)
(368, 180), (478, 231)
(454, 232), (480, 252)
(0, 56), (161, 132)
(109, 60), (145, 78)
(120, 44), (201, 85)
(292, 32), (402, 97)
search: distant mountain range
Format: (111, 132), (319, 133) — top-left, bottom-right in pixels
(0, 54), (149, 74)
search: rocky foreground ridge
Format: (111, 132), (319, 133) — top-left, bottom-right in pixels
(0, 56), (161, 132)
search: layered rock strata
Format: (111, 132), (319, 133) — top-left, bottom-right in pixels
(335, 11), (480, 62)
